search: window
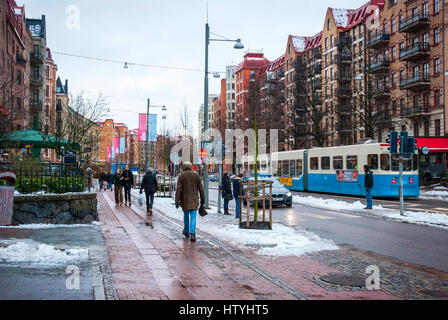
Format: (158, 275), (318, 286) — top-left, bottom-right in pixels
(368, 154), (379, 170)
(434, 28), (440, 44)
(391, 46), (397, 61)
(434, 58), (440, 74)
(392, 19), (397, 33)
(435, 120), (441, 136)
(282, 161), (289, 176)
(327, 19), (331, 31)
(289, 160), (296, 177)
(16, 70), (21, 84)
(16, 97), (21, 110)
(346, 155), (358, 170)
(310, 157), (319, 170)
(435, 90), (441, 106)
(296, 160), (303, 176)
(380, 154), (390, 171)
(414, 122), (419, 136)
(321, 157), (330, 170)
(434, 0), (440, 13)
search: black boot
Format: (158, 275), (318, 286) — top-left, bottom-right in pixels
(183, 231), (190, 239)
(190, 234), (196, 242)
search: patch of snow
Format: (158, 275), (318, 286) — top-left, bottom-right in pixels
(291, 36), (306, 52)
(147, 195), (338, 257)
(0, 223), (99, 229)
(0, 239), (88, 267)
(332, 8), (350, 28)
(293, 195), (448, 228)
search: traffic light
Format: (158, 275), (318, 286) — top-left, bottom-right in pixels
(406, 137), (417, 155)
(387, 131), (398, 155)
(399, 132), (408, 155)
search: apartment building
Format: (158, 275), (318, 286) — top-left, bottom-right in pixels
(225, 65), (237, 129)
(97, 120), (128, 167)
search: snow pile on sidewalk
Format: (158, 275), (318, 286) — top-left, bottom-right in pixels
(0, 239), (88, 267)
(0, 222), (100, 229)
(151, 197), (338, 257)
(293, 195), (448, 228)
(421, 187), (448, 201)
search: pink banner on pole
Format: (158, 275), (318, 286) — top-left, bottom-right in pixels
(138, 113), (147, 142)
(107, 146), (111, 161)
(114, 138), (119, 154)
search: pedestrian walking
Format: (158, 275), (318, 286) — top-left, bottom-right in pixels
(222, 172), (233, 215)
(232, 173), (244, 219)
(364, 165), (374, 210)
(175, 162), (205, 242)
(113, 168), (124, 206)
(121, 165), (135, 207)
(424, 168), (432, 190)
(99, 171), (107, 191)
(108, 171), (114, 191)
(140, 168), (158, 216)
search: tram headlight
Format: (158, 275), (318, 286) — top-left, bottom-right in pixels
(286, 192), (292, 197)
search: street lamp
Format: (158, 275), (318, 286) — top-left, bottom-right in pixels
(203, 22), (244, 208)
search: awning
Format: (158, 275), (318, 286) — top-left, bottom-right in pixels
(416, 137), (448, 153)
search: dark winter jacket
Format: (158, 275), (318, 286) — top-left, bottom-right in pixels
(424, 171), (432, 182)
(107, 173), (114, 184)
(364, 170), (374, 189)
(121, 170), (134, 188)
(222, 176), (232, 196)
(175, 169), (205, 212)
(100, 173), (107, 182)
(233, 178), (244, 198)
(140, 172), (158, 194)
(113, 173), (123, 187)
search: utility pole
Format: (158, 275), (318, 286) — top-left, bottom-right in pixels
(203, 22), (210, 208)
(146, 98), (150, 171)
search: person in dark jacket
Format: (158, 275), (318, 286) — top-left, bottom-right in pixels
(140, 168), (158, 215)
(113, 168), (123, 206)
(364, 165), (374, 210)
(107, 171), (114, 191)
(222, 173), (232, 215)
(121, 165), (135, 206)
(232, 174), (244, 219)
(424, 169), (432, 190)
(99, 171), (107, 192)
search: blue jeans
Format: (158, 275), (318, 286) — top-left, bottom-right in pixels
(183, 210), (197, 235)
(366, 188), (373, 209)
(224, 198), (229, 211)
(235, 198), (240, 218)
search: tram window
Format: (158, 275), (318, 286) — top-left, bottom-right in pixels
(403, 159), (412, 171)
(310, 157), (319, 170)
(380, 154), (390, 171)
(277, 161), (282, 176)
(297, 160), (303, 176)
(367, 154), (379, 170)
(419, 155), (428, 166)
(261, 161), (267, 171)
(346, 155), (358, 170)
(333, 156), (343, 170)
(321, 157), (330, 170)
(290, 160), (296, 177)
(391, 158), (399, 171)
(412, 154), (418, 171)
(282, 161), (290, 176)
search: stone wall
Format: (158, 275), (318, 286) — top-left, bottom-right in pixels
(13, 193), (98, 225)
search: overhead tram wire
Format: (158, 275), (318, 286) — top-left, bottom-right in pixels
(51, 51), (225, 74)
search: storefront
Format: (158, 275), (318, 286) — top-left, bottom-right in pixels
(416, 137), (448, 181)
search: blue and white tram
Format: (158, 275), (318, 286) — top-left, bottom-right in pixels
(243, 143), (420, 198)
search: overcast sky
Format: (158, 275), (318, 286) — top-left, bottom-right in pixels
(20, 0), (367, 137)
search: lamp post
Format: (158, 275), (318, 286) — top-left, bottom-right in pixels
(203, 22), (244, 208)
(145, 99), (167, 171)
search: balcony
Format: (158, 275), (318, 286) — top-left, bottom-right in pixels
(335, 54), (352, 64)
(337, 104), (352, 115)
(30, 52), (44, 64)
(365, 34), (390, 49)
(312, 81), (322, 91)
(313, 64), (322, 75)
(335, 72), (352, 82)
(399, 42), (430, 62)
(335, 88), (352, 99)
(377, 113), (391, 123)
(399, 14), (430, 33)
(30, 99), (43, 110)
(369, 86), (391, 99)
(295, 72), (307, 82)
(16, 53), (26, 66)
(400, 105), (430, 117)
(335, 36), (352, 49)
(400, 73), (430, 91)
(312, 50), (322, 60)
(30, 75), (44, 87)
(366, 59), (390, 74)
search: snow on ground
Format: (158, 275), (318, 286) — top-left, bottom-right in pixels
(0, 239), (88, 267)
(420, 189), (448, 201)
(0, 222), (100, 229)
(293, 195), (448, 228)
(145, 194), (338, 257)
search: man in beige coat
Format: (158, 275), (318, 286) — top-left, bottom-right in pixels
(175, 162), (205, 242)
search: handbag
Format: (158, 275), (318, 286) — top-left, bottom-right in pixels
(199, 204), (208, 217)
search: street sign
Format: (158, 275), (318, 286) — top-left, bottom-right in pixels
(199, 148), (208, 160)
(422, 146), (430, 155)
(63, 151), (77, 164)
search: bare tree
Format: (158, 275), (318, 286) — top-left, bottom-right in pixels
(44, 91), (107, 157)
(178, 98), (192, 137)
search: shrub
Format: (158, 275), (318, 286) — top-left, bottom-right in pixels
(15, 176), (85, 194)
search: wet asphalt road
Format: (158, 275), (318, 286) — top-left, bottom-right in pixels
(0, 225), (103, 300)
(209, 188), (448, 273)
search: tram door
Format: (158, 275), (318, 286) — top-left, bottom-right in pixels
(303, 150), (309, 191)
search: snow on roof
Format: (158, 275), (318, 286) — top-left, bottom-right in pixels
(28, 24), (41, 37)
(291, 36), (306, 52)
(331, 8), (351, 28)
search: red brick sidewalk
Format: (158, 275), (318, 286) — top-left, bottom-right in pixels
(97, 191), (398, 300)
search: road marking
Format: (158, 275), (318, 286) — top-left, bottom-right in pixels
(328, 211), (361, 219)
(299, 212), (334, 220)
(434, 208), (448, 213)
